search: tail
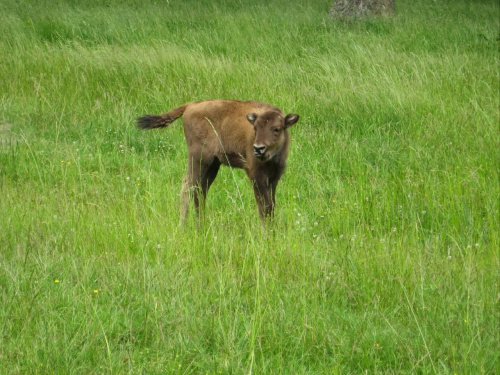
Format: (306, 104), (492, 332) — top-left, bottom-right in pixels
(136, 104), (188, 130)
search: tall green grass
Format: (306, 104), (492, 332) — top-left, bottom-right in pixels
(0, 0), (498, 373)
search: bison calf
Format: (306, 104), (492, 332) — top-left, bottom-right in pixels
(137, 100), (299, 223)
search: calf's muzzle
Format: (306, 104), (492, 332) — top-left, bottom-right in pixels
(253, 144), (267, 157)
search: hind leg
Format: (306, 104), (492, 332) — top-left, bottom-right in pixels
(179, 152), (202, 224)
(195, 159), (221, 220)
(180, 151), (218, 224)
(201, 160), (221, 201)
(180, 175), (190, 224)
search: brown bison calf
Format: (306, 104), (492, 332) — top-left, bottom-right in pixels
(137, 100), (299, 223)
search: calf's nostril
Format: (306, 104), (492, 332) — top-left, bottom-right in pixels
(253, 145), (266, 155)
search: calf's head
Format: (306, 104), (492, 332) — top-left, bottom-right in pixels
(246, 111), (299, 162)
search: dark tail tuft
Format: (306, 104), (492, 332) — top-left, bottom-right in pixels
(136, 104), (188, 130)
(136, 114), (173, 130)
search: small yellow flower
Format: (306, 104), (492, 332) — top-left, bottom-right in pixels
(54, 279), (59, 283)
(93, 289), (99, 294)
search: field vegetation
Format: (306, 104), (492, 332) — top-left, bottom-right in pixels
(0, 0), (499, 373)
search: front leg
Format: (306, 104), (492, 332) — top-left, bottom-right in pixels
(252, 177), (273, 221)
(269, 177), (280, 215)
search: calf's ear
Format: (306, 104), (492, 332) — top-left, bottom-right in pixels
(246, 113), (257, 124)
(284, 114), (299, 128)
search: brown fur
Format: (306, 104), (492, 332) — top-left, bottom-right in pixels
(137, 99), (299, 222)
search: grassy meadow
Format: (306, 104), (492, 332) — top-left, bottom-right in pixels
(0, 0), (499, 373)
